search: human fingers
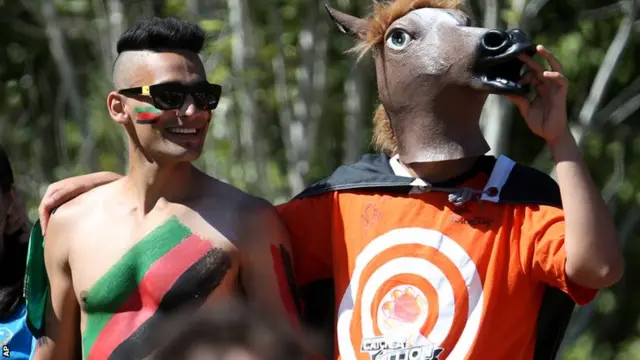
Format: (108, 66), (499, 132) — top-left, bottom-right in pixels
(505, 94), (531, 115)
(542, 71), (569, 88)
(518, 54), (546, 78)
(536, 45), (564, 73)
(38, 188), (59, 234)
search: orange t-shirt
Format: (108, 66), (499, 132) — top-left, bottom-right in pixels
(276, 154), (597, 360)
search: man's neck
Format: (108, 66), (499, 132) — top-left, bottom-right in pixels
(400, 156), (479, 184)
(124, 149), (197, 214)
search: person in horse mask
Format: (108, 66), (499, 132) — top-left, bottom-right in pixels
(0, 145), (36, 359)
(34, 2), (623, 359)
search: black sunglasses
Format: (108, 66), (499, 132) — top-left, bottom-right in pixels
(118, 81), (222, 111)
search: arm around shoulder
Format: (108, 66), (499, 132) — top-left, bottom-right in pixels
(39, 171), (122, 234)
(33, 206), (81, 360)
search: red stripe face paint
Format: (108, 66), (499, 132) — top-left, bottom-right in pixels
(270, 244), (302, 328)
(135, 106), (162, 124)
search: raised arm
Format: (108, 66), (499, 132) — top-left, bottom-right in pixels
(551, 129), (623, 287)
(508, 45), (623, 289)
(33, 210), (81, 360)
(38, 172), (122, 234)
(239, 199), (301, 330)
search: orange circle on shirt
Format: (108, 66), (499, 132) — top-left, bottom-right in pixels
(349, 243), (470, 356)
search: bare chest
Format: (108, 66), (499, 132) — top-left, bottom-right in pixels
(67, 209), (244, 359)
(70, 215), (239, 317)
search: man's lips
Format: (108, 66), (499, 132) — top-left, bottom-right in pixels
(163, 126), (206, 140)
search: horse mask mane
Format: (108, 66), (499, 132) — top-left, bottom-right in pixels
(326, 0), (535, 163)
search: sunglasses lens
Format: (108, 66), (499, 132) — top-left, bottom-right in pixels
(193, 92), (219, 110)
(153, 89), (185, 110)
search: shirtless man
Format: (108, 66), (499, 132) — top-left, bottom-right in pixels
(31, 17), (299, 360)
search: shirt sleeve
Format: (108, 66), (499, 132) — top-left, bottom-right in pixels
(519, 205), (599, 305)
(276, 193), (334, 288)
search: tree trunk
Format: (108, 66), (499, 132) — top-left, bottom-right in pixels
(227, 0), (270, 196)
(39, 0), (97, 171)
(343, 63), (367, 164)
(187, 0), (199, 17)
(546, 0), (636, 179)
(269, 2), (329, 197)
(480, 0), (526, 157)
(574, 0), (637, 147)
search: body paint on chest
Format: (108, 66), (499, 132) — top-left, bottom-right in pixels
(135, 106), (163, 124)
(82, 217), (232, 360)
(270, 244), (302, 328)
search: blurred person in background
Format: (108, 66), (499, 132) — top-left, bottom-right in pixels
(0, 145), (36, 359)
(150, 299), (311, 360)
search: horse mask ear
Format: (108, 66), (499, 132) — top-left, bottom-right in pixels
(325, 5), (369, 40)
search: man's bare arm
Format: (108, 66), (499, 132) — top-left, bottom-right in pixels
(508, 47), (623, 289)
(240, 199), (301, 329)
(551, 129), (623, 288)
(33, 208), (81, 360)
(38, 171), (122, 233)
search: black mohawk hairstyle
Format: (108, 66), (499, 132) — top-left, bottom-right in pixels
(116, 16), (205, 54)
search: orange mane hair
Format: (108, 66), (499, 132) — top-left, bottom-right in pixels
(351, 0), (464, 155)
(353, 0), (464, 58)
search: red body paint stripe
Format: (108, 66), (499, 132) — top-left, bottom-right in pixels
(87, 235), (212, 360)
(270, 245), (300, 328)
(136, 112), (160, 122)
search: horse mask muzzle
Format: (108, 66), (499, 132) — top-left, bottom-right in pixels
(473, 29), (536, 95)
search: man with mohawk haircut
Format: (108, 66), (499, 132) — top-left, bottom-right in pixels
(26, 17), (301, 360)
(36, 2), (622, 360)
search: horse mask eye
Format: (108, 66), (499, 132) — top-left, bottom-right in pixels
(387, 30), (412, 50)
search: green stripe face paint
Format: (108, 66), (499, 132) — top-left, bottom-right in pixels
(135, 106), (162, 124)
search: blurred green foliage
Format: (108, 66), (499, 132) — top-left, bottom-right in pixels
(0, 0), (638, 358)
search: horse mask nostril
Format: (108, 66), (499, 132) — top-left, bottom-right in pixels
(480, 30), (510, 53)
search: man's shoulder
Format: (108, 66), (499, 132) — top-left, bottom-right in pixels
(47, 180), (122, 236)
(500, 160), (562, 208)
(192, 176), (280, 235)
(197, 176), (274, 213)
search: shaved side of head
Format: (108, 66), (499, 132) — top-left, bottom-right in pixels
(112, 51), (150, 90)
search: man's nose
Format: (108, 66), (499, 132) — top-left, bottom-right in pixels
(177, 94), (198, 117)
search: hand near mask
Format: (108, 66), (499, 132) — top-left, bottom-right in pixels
(506, 45), (570, 145)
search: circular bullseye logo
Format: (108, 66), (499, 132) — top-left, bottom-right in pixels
(337, 228), (485, 360)
(378, 286), (428, 336)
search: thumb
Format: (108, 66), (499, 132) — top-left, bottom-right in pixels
(38, 195), (57, 236)
(38, 206), (50, 236)
(505, 95), (530, 116)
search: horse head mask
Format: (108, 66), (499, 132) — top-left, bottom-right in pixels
(326, 0), (535, 163)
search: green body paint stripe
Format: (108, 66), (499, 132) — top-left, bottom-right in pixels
(135, 106), (161, 114)
(81, 217), (191, 355)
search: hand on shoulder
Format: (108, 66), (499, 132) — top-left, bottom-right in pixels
(39, 172), (123, 235)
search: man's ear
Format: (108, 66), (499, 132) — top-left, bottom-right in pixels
(107, 92), (128, 125)
(325, 5), (370, 40)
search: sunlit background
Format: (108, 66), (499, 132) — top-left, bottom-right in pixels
(0, 0), (638, 358)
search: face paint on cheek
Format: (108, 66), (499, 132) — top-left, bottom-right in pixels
(270, 244), (302, 328)
(135, 106), (163, 124)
